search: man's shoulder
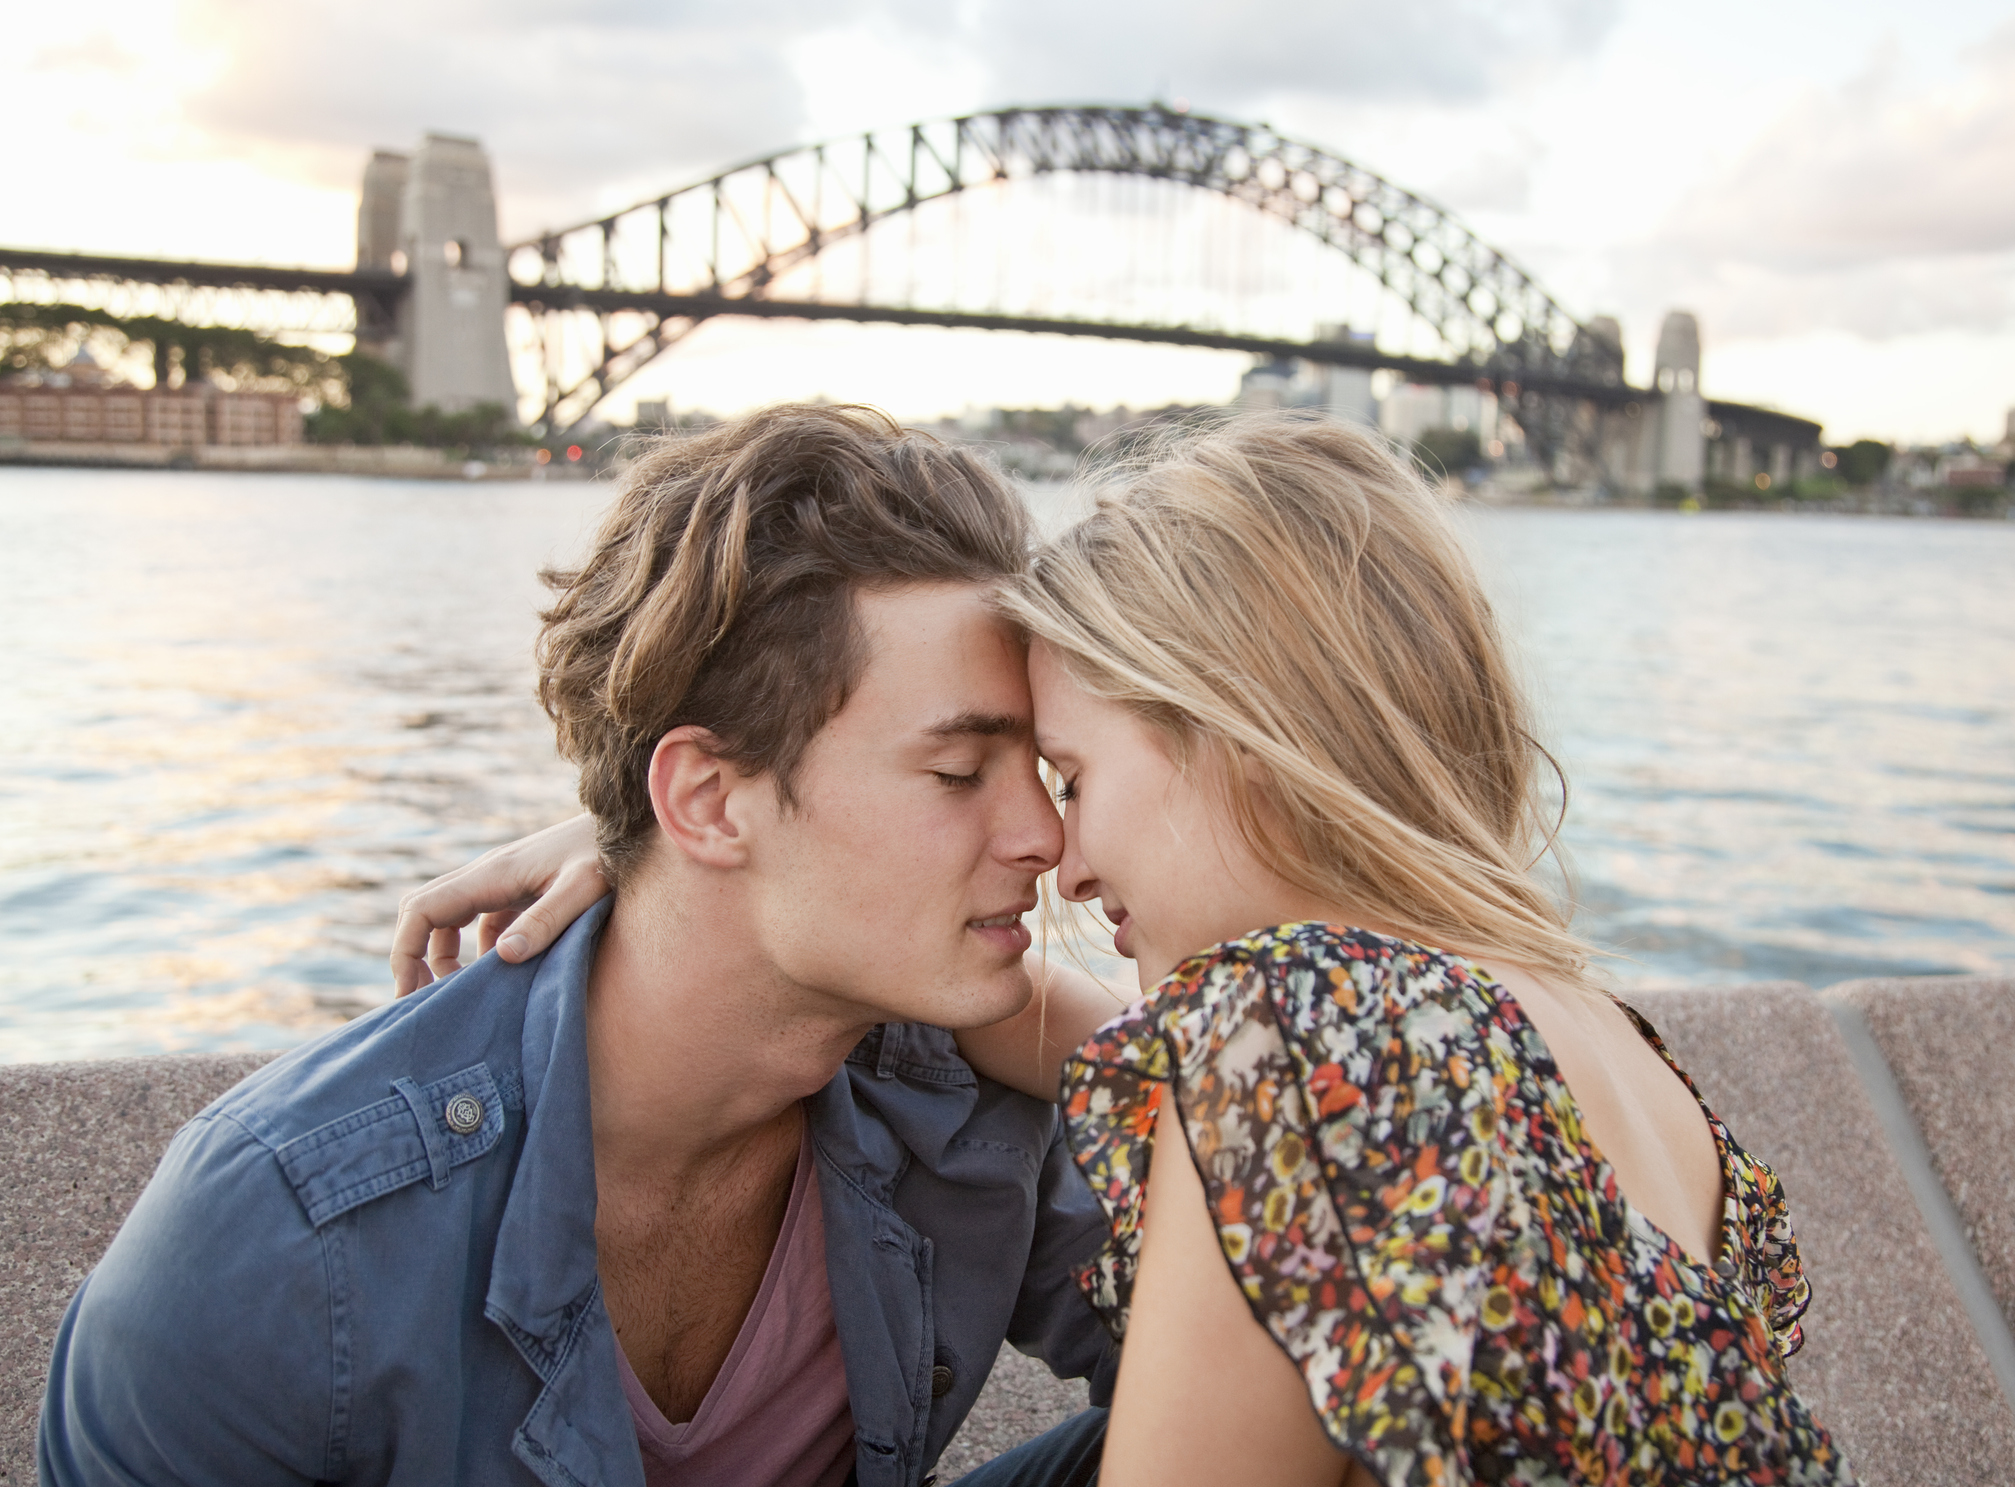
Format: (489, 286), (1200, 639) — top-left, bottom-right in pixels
(187, 948), (542, 1227)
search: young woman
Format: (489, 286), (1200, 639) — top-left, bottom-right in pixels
(987, 417), (1849, 1486)
(395, 414), (1851, 1484)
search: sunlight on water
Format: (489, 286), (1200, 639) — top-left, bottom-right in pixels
(0, 469), (2010, 1061)
(1461, 506), (2015, 986)
(0, 469), (601, 1061)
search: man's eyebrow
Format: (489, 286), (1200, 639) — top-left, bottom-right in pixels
(922, 711), (1032, 740)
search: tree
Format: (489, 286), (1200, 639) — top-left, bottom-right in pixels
(304, 353), (412, 445)
(1413, 426), (1483, 480)
(0, 303), (343, 401)
(305, 353), (526, 454)
(1833, 439), (1891, 487)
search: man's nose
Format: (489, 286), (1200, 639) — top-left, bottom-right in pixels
(997, 763), (1064, 873)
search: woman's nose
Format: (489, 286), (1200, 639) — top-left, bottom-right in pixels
(1055, 828), (1100, 903)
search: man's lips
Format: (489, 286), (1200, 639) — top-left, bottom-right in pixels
(967, 901), (1036, 930)
(967, 903), (1036, 956)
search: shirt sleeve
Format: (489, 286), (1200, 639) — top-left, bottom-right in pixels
(1004, 1115), (1124, 1407)
(39, 1113), (339, 1486)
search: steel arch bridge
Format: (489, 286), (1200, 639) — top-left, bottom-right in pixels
(515, 104), (1627, 434)
(0, 105), (1635, 455)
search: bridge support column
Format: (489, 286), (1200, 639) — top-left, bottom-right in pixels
(390, 134), (517, 418)
(1652, 311), (1705, 493)
(353, 151), (407, 360)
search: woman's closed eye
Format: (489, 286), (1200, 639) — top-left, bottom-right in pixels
(1054, 777), (1078, 803)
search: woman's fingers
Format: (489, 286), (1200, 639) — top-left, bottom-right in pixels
(493, 858), (609, 961)
(391, 896), (460, 996)
(427, 924), (465, 984)
(476, 909), (520, 958)
(388, 816), (608, 994)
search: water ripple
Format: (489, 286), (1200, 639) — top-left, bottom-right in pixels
(0, 477), (2010, 1061)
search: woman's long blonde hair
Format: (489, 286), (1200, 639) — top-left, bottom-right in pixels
(996, 412), (1595, 985)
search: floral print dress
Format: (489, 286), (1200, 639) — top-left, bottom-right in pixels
(1062, 922), (1854, 1486)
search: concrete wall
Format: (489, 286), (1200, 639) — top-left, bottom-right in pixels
(5, 978), (2011, 1482)
(357, 151), (409, 273)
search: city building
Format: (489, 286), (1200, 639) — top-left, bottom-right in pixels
(1235, 328), (1381, 429)
(1235, 358), (1300, 411)
(1380, 382), (1491, 450)
(0, 382), (302, 448)
(1936, 451), (2008, 490)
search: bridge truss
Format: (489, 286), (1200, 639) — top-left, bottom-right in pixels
(513, 105), (1629, 437)
(0, 249), (393, 346)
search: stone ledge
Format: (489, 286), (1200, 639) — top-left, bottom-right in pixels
(4, 979), (2013, 1483)
(1627, 981), (2015, 1486)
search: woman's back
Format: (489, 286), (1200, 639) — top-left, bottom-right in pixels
(1065, 922), (1851, 1484)
(1484, 959), (1725, 1267)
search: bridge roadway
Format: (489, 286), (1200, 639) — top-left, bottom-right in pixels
(0, 245), (1643, 407)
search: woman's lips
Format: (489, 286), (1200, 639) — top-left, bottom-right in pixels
(1110, 910), (1135, 960)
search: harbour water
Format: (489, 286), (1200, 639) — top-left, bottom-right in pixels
(1, 466), (2010, 1063)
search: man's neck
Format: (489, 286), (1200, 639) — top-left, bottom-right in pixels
(583, 873), (874, 1190)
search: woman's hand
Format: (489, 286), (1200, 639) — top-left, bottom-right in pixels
(955, 952), (1137, 1101)
(390, 815), (608, 995)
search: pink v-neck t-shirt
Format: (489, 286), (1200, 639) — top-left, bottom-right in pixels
(615, 1123), (856, 1487)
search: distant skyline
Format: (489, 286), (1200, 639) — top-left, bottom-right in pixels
(8, 0), (2015, 445)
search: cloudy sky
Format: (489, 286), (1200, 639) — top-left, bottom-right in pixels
(9, 0), (2015, 444)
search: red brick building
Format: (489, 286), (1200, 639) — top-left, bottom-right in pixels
(0, 385), (303, 447)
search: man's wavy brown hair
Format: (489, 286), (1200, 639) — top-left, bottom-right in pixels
(537, 404), (1031, 886)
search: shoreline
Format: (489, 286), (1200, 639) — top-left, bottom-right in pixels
(0, 439), (562, 481)
(2, 443), (2005, 516)
(1465, 488), (2014, 520)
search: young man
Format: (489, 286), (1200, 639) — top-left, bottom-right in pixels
(40, 407), (1115, 1487)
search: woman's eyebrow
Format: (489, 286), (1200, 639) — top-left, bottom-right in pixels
(922, 710), (1031, 740)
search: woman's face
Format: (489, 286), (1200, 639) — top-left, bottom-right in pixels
(1028, 641), (1323, 989)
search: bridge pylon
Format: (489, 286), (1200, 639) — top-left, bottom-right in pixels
(359, 134), (517, 418)
(1650, 311), (1705, 492)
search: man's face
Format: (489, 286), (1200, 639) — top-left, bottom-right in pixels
(745, 581), (1062, 1028)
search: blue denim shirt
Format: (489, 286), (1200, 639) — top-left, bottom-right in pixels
(40, 899), (1118, 1487)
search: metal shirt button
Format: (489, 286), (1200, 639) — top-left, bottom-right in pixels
(443, 1093), (485, 1135)
(1712, 1256), (1738, 1279)
(930, 1364), (955, 1399)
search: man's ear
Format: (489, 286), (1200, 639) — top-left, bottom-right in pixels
(647, 726), (761, 869)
